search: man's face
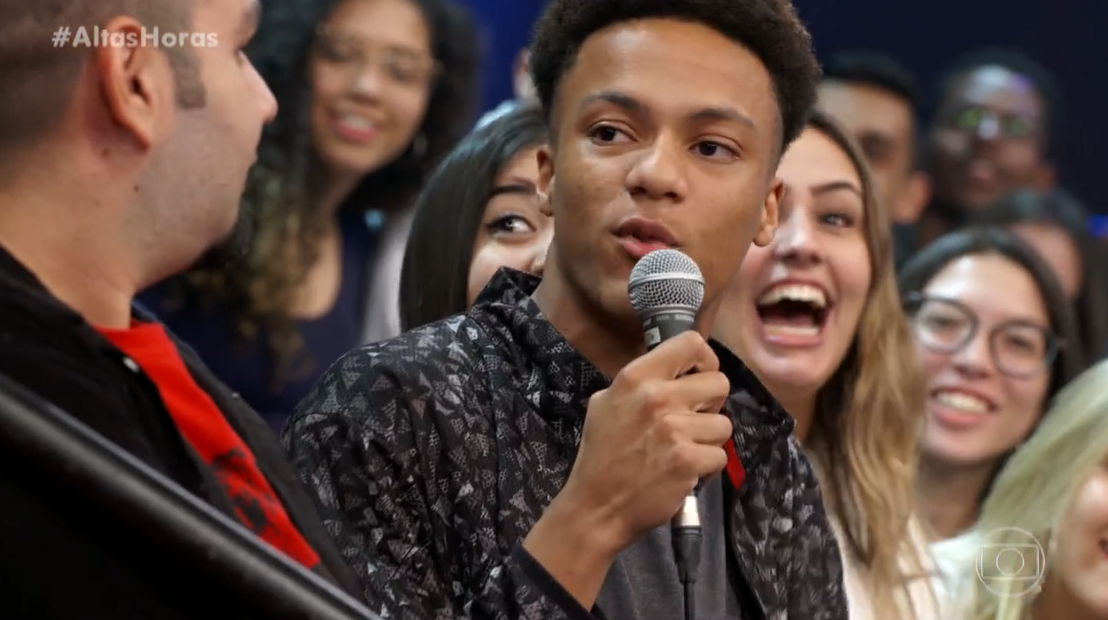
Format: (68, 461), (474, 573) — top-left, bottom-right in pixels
(538, 18), (780, 328)
(928, 65), (1053, 212)
(817, 80), (920, 222)
(151, 0), (276, 270)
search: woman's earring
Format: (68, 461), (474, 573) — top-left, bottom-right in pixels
(411, 134), (427, 159)
(537, 191), (552, 216)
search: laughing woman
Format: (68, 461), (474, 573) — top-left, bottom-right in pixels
(713, 109), (936, 619)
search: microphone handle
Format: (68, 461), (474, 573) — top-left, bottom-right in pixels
(640, 305), (703, 506)
(672, 490), (700, 528)
(642, 308), (697, 351)
(640, 306), (703, 620)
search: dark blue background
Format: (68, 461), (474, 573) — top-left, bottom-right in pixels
(459, 0), (1106, 214)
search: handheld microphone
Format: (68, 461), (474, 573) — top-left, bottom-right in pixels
(628, 249), (705, 620)
(628, 249), (705, 352)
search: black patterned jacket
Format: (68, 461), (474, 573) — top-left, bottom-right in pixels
(283, 270), (848, 620)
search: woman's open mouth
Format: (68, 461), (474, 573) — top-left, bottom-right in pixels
(755, 282), (831, 343)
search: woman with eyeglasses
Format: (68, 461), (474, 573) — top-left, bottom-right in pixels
(898, 227), (1086, 542)
(968, 188), (1108, 363)
(137, 0), (482, 434)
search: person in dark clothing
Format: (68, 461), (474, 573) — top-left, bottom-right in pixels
(817, 51), (932, 269)
(283, 0), (849, 618)
(0, 0), (360, 600)
(917, 49), (1062, 247)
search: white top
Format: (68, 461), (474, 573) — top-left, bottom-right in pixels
(926, 535), (981, 618)
(359, 205), (416, 345)
(828, 515), (948, 620)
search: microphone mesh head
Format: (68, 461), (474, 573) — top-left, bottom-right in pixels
(627, 249), (705, 314)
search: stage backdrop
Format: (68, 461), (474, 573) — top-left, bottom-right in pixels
(459, 0), (1105, 214)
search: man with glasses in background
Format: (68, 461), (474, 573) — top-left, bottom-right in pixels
(917, 49), (1061, 248)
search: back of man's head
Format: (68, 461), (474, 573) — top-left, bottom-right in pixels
(528, 0), (821, 153)
(0, 0), (276, 297)
(0, 0), (202, 158)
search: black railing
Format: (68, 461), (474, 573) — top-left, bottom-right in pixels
(0, 371), (380, 620)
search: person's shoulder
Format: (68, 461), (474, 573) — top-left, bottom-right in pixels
(348, 312), (485, 380)
(0, 279), (103, 377)
(291, 314), (487, 425)
(711, 340), (796, 435)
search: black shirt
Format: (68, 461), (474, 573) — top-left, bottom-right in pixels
(137, 207), (381, 435)
(0, 242), (361, 599)
(283, 269), (849, 620)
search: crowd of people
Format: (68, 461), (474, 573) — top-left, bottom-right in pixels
(1, 0), (1105, 618)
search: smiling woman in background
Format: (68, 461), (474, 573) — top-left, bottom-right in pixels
(937, 358), (1108, 620)
(139, 0), (481, 434)
(399, 103), (551, 331)
(898, 228), (1085, 542)
(969, 188), (1108, 362)
(714, 109), (936, 620)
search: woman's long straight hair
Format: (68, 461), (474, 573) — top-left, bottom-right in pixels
(803, 109), (933, 620)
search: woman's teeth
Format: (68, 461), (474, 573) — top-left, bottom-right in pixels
(935, 391), (990, 413)
(757, 284), (827, 307)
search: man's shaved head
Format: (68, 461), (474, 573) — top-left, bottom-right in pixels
(0, 0), (204, 153)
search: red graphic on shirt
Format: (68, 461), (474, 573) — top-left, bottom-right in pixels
(725, 438), (745, 490)
(210, 446), (282, 536)
(98, 321), (320, 569)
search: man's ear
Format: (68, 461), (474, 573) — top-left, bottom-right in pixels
(536, 145), (554, 217)
(96, 17), (173, 149)
(895, 171), (932, 224)
(752, 178), (782, 247)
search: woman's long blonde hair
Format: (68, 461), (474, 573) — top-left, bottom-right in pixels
(802, 109), (933, 619)
(942, 359), (1108, 620)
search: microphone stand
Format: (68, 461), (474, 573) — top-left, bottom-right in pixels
(672, 487), (701, 620)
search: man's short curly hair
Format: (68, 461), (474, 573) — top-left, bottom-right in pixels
(528, 0), (821, 152)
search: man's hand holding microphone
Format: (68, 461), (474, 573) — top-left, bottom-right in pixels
(523, 249), (730, 610)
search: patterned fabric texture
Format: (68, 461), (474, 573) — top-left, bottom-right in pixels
(283, 269), (849, 620)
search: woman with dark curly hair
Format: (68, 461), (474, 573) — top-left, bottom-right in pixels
(139, 0), (482, 434)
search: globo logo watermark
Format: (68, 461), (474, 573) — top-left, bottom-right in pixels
(975, 527), (1047, 597)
